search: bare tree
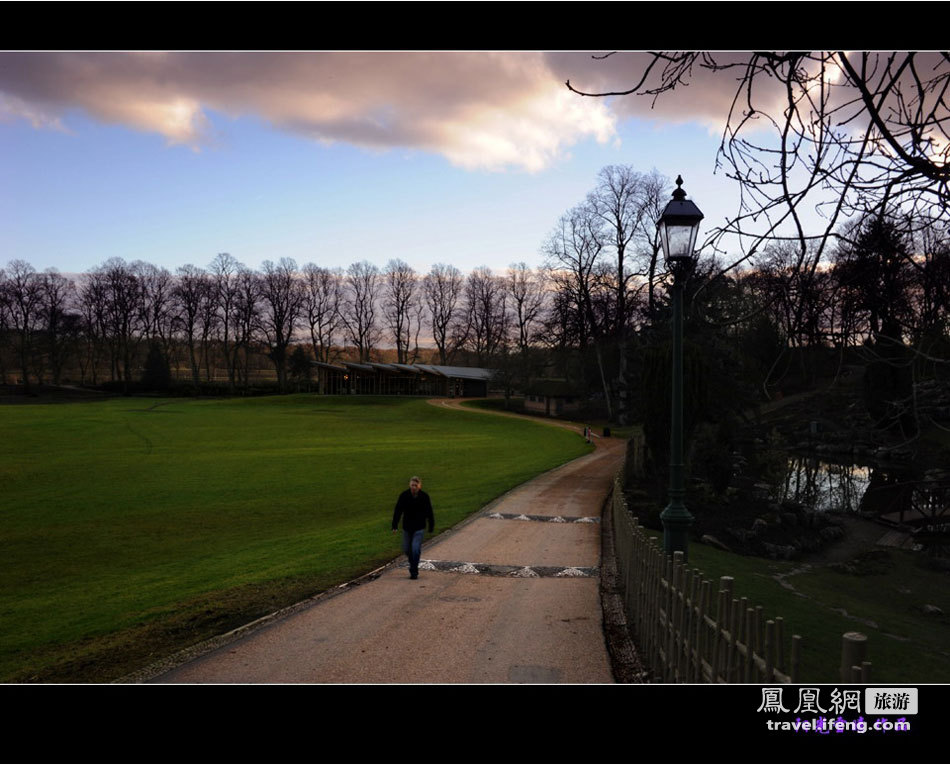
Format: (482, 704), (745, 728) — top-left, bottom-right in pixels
(505, 262), (546, 354)
(408, 300), (426, 364)
(77, 269), (109, 385)
(100, 258), (141, 391)
(231, 266), (260, 392)
(462, 266), (509, 366)
(173, 264), (210, 392)
(198, 270), (219, 383)
(38, 269), (77, 385)
(543, 203), (614, 417)
(258, 258), (304, 392)
(568, 52), (950, 270)
(341, 261), (381, 363)
(588, 165), (671, 423)
(302, 263), (343, 368)
(1, 260), (42, 390)
(132, 261), (175, 355)
(383, 259), (418, 364)
(634, 169), (672, 318)
(209, 253), (243, 392)
(0, 266), (9, 384)
(423, 263), (466, 365)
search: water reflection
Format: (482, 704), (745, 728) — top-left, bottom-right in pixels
(780, 457), (871, 513)
(780, 456), (949, 534)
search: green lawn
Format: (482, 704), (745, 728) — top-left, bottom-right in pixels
(642, 531), (950, 682)
(460, 397), (639, 439)
(0, 395), (591, 681)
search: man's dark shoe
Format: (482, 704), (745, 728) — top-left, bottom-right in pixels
(410, 573), (418, 580)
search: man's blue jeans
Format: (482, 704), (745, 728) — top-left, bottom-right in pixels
(402, 529), (424, 577)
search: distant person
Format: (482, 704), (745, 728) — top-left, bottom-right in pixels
(391, 475), (435, 580)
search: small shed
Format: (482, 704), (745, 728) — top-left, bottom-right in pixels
(523, 380), (584, 417)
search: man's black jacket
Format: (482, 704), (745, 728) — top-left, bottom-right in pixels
(392, 489), (435, 533)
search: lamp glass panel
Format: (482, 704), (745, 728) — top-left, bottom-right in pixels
(665, 224), (695, 260)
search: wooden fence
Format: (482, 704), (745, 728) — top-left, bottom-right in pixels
(610, 475), (801, 682)
(610, 474), (876, 683)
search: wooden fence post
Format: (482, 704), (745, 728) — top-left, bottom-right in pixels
(840, 632), (867, 683)
(744, 607), (755, 682)
(791, 635), (802, 683)
(698, 578), (710, 682)
(775, 616), (785, 674)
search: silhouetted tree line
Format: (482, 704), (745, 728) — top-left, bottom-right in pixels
(2, 172), (947, 433)
(0, 252), (548, 396)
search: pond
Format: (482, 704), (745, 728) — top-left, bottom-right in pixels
(777, 454), (950, 535)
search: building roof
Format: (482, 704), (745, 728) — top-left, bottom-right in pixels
(419, 365), (495, 380)
(367, 362), (402, 373)
(309, 361), (494, 380)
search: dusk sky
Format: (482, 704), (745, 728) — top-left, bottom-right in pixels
(0, 51), (761, 277)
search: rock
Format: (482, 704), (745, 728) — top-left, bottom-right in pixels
(727, 527), (753, 543)
(751, 518), (769, 536)
(820, 526), (844, 542)
(922, 604), (943, 616)
(762, 541), (797, 560)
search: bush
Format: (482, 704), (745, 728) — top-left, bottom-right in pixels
(141, 342), (172, 392)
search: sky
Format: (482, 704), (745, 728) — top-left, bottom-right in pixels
(0, 51), (759, 278)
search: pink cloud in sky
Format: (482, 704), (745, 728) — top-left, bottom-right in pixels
(545, 51), (788, 134)
(549, 50), (950, 153)
(0, 51), (619, 172)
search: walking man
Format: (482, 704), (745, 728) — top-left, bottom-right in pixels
(392, 475), (435, 580)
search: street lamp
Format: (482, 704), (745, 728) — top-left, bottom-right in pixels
(657, 175), (704, 561)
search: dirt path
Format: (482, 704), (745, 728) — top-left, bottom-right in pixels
(427, 397), (587, 432)
(145, 398), (624, 683)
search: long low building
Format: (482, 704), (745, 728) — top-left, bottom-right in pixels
(311, 361), (494, 397)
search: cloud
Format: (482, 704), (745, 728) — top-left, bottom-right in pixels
(0, 92), (69, 132)
(0, 52), (617, 171)
(544, 51), (784, 134)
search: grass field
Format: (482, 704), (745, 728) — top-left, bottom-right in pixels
(460, 397), (639, 440)
(0, 395), (591, 681)
(640, 530), (950, 682)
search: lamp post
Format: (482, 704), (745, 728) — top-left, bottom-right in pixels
(657, 176), (704, 561)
